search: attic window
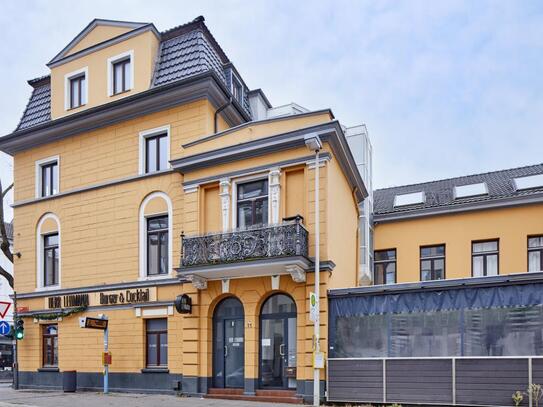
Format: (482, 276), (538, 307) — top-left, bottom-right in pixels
(64, 67), (88, 110)
(108, 50), (134, 96)
(232, 75), (243, 103)
(394, 191), (425, 207)
(514, 174), (543, 191)
(454, 182), (488, 199)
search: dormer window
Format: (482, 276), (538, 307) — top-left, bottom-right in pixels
(64, 67), (88, 110)
(108, 51), (134, 96)
(232, 75), (243, 103)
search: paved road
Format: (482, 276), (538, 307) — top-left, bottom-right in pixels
(0, 383), (295, 406)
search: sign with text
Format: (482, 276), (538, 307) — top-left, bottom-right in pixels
(309, 292), (318, 322)
(45, 287), (157, 309)
(83, 317), (108, 330)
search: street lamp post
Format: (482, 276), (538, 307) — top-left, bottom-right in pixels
(305, 134), (323, 406)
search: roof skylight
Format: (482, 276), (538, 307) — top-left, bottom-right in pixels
(394, 191), (425, 207)
(514, 174), (543, 191)
(454, 183), (488, 199)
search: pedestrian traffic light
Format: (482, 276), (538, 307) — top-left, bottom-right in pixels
(14, 319), (24, 340)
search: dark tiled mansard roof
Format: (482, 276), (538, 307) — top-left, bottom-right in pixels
(15, 17), (250, 131)
(374, 163), (543, 217)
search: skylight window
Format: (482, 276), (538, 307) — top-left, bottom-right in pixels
(394, 191), (425, 207)
(454, 183), (488, 199)
(514, 174), (543, 191)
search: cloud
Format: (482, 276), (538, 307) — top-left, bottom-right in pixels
(0, 0), (542, 208)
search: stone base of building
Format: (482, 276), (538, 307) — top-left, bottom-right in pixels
(19, 371), (182, 394)
(19, 371), (325, 404)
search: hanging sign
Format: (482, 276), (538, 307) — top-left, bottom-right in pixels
(174, 294), (192, 314)
(309, 292), (318, 322)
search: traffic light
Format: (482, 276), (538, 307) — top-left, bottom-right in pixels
(14, 319), (24, 340)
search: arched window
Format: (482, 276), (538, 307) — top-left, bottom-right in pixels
(139, 192), (173, 279)
(261, 294), (297, 315)
(36, 213), (61, 289)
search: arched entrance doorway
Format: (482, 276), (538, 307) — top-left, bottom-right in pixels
(259, 294), (297, 389)
(212, 297), (245, 388)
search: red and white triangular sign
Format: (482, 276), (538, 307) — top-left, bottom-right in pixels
(0, 302), (11, 319)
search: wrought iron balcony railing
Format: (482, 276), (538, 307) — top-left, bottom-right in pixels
(180, 215), (308, 268)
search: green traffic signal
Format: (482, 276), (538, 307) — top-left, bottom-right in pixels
(14, 319), (24, 340)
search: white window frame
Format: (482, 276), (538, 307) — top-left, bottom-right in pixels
(107, 50), (134, 97)
(64, 67), (88, 111)
(35, 155), (60, 199)
(138, 125), (171, 175)
(231, 71), (244, 103)
(139, 192), (173, 281)
(393, 191), (425, 207)
(36, 213), (61, 291)
(231, 172), (273, 229)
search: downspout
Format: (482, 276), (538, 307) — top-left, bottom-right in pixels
(214, 97), (233, 133)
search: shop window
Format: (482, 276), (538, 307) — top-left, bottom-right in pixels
(528, 236), (543, 272)
(374, 249), (396, 285)
(420, 245), (445, 281)
(472, 240), (499, 277)
(146, 216), (168, 276)
(146, 319), (167, 367)
(236, 179), (268, 228)
(42, 324), (58, 367)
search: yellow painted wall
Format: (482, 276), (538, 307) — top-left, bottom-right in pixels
(374, 203), (543, 283)
(201, 184), (221, 233)
(65, 25), (135, 56)
(50, 30), (159, 119)
(13, 173), (183, 293)
(183, 112), (333, 156)
(326, 156), (359, 289)
(14, 99), (211, 203)
(283, 167), (306, 220)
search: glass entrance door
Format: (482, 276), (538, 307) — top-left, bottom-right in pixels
(259, 294), (297, 389)
(224, 318), (244, 388)
(213, 297), (245, 388)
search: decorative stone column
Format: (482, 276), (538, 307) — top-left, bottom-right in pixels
(269, 168), (281, 224)
(219, 178), (231, 232)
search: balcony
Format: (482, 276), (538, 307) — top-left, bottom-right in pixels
(178, 216), (310, 289)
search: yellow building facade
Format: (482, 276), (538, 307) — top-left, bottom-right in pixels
(0, 17), (368, 402)
(373, 168), (543, 284)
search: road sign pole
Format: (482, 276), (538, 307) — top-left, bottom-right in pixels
(104, 325), (109, 394)
(13, 291), (18, 390)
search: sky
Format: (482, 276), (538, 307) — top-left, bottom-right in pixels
(1, 0), (543, 220)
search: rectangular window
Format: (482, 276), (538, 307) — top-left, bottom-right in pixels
(146, 319), (167, 367)
(420, 245), (445, 281)
(145, 133), (168, 173)
(69, 74), (86, 109)
(528, 236), (543, 272)
(236, 179), (269, 228)
(112, 57), (131, 95)
(147, 216), (168, 276)
(472, 240), (499, 277)
(232, 76), (243, 103)
(374, 249), (396, 285)
(44, 233), (59, 286)
(42, 324), (58, 367)
(40, 161), (59, 197)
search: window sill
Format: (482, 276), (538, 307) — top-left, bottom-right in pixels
(141, 368), (169, 374)
(35, 285), (61, 293)
(110, 89), (132, 97)
(138, 274), (172, 282)
(38, 367), (59, 372)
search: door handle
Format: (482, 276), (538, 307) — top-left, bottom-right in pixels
(279, 343), (285, 356)
(224, 345), (228, 358)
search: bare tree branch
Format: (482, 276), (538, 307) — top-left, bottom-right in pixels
(0, 179), (14, 286)
(0, 264), (13, 288)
